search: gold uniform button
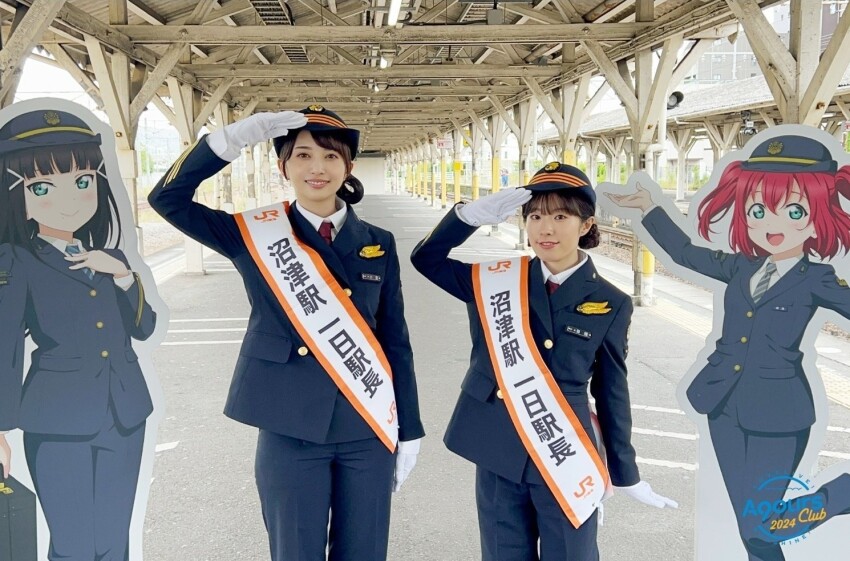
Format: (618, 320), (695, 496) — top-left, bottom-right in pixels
(101, 350), (109, 358)
(89, 289), (97, 297)
(544, 339), (554, 349)
(740, 336), (748, 343)
(297, 346), (309, 356)
(343, 288), (352, 296)
(746, 311), (753, 318)
(734, 364), (742, 372)
(96, 321), (104, 329)
(496, 389), (504, 400)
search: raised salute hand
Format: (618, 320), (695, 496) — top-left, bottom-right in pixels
(456, 187), (533, 227)
(605, 182), (655, 213)
(207, 111), (309, 162)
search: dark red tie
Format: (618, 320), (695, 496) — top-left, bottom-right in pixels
(318, 221), (333, 245)
(546, 279), (560, 295)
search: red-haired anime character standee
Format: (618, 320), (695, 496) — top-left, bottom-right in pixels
(600, 127), (850, 561)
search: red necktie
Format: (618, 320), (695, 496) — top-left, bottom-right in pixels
(318, 221), (333, 245)
(546, 279), (560, 295)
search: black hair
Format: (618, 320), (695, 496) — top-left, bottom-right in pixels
(522, 189), (599, 249)
(0, 142), (121, 253)
(275, 130), (364, 205)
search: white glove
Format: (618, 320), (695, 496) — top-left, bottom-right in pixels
(393, 437), (421, 492)
(455, 188), (532, 227)
(207, 111), (308, 162)
(615, 480), (678, 508)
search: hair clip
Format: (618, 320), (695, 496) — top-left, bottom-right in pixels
(6, 168), (24, 191)
(96, 160), (108, 180)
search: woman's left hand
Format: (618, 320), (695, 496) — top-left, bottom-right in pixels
(615, 480), (678, 508)
(66, 250), (130, 278)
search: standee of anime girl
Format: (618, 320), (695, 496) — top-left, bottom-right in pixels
(0, 98), (166, 561)
(598, 125), (850, 561)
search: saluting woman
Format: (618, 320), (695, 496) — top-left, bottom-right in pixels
(148, 107), (424, 561)
(411, 163), (674, 561)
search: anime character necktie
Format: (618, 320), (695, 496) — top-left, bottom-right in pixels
(65, 243), (95, 280)
(752, 261), (777, 303)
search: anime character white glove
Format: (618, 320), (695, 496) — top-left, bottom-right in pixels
(207, 111), (308, 162)
(455, 188), (532, 227)
(615, 480), (678, 508)
(393, 438), (421, 492)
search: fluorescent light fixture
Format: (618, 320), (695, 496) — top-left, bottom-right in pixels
(387, 0), (402, 25)
(379, 56), (388, 69)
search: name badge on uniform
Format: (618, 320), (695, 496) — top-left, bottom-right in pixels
(0, 271), (9, 286)
(359, 245), (385, 258)
(361, 273), (382, 282)
(565, 325), (592, 339)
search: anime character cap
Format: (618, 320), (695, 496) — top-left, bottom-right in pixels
(0, 109), (101, 156)
(742, 135), (837, 173)
(272, 105), (360, 160)
(524, 162), (596, 209)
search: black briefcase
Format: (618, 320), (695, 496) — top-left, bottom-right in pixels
(0, 464), (37, 561)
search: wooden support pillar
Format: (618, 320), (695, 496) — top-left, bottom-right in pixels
(429, 138), (438, 206)
(452, 129), (463, 204)
(259, 141), (272, 205)
(214, 102), (234, 212)
(515, 99), (538, 185)
(245, 145), (257, 209)
(669, 128), (697, 201)
(440, 147), (448, 208)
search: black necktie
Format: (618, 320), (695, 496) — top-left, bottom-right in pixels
(318, 221), (333, 245)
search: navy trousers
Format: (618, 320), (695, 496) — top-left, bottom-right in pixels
(476, 465), (599, 561)
(24, 414), (145, 561)
(708, 405), (809, 561)
(255, 431), (395, 561)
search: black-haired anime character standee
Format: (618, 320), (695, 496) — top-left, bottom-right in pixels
(601, 126), (850, 561)
(0, 99), (164, 561)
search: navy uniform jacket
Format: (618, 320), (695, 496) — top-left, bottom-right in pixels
(643, 207), (850, 433)
(0, 242), (155, 435)
(148, 139), (424, 444)
(411, 208), (639, 486)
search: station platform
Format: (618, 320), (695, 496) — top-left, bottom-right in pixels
(140, 192), (850, 561)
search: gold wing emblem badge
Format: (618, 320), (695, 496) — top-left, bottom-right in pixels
(359, 245), (385, 258)
(576, 301), (612, 315)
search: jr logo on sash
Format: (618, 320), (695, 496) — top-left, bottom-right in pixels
(235, 202), (398, 451)
(472, 257), (608, 527)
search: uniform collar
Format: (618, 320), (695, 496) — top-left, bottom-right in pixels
(294, 198), (347, 234)
(37, 233), (82, 255)
(540, 250), (588, 285)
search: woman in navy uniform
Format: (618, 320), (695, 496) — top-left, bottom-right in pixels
(411, 163), (674, 561)
(607, 134), (850, 560)
(148, 107), (423, 561)
(0, 108), (157, 561)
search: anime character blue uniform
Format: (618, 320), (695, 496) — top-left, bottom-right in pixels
(0, 109), (156, 561)
(607, 134), (850, 560)
(148, 107), (423, 561)
(412, 163), (674, 561)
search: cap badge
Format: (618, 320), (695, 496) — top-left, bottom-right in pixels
(308, 104), (324, 112)
(544, 162), (560, 172)
(44, 111), (61, 126)
(767, 141), (784, 155)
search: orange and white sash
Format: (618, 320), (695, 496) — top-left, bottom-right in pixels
(472, 256), (609, 527)
(235, 202), (398, 451)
